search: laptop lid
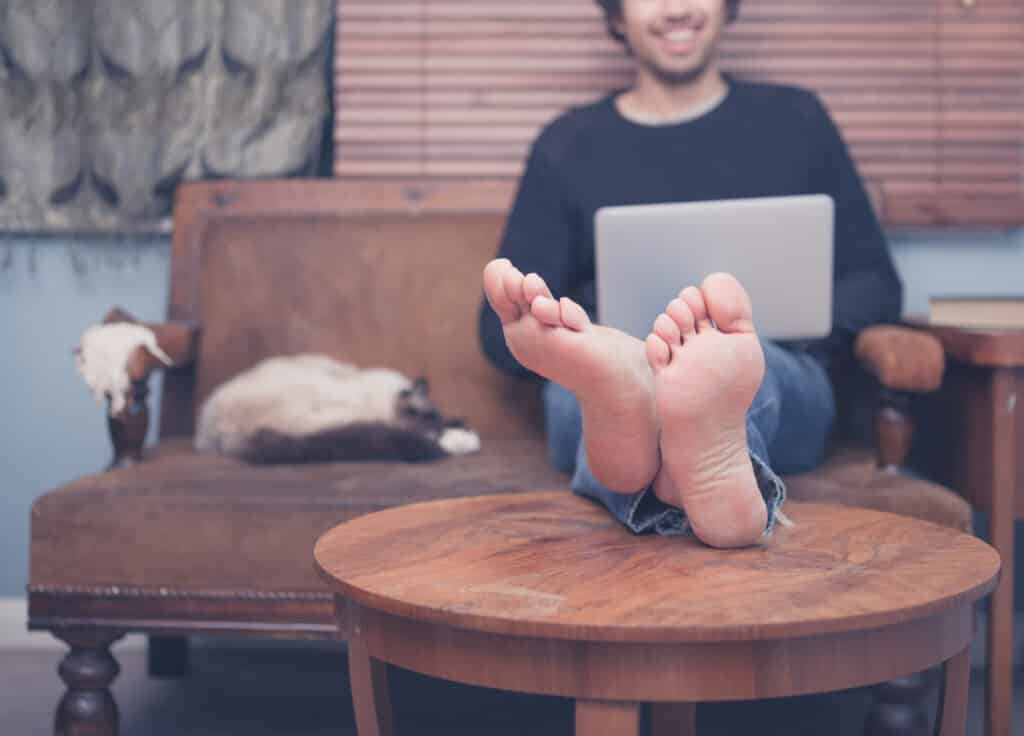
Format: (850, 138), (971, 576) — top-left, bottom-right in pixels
(595, 194), (834, 341)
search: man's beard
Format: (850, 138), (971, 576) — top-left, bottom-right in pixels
(639, 48), (717, 87)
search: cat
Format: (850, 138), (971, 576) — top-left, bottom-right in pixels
(194, 354), (480, 464)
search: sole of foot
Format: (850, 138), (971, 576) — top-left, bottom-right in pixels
(645, 273), (768, 548)
(483, 258), (660, 492)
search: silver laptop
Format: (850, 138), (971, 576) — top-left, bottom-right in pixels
(595, 195), (834, 341)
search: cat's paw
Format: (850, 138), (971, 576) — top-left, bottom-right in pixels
(438, 427), (481, 456)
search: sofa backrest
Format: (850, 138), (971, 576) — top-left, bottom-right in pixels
(161, 179), (542, 441)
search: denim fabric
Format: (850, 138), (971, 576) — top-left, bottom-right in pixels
(542, 341), (836, 538)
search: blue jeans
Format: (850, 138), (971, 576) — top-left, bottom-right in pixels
(542, 342), (836, 537)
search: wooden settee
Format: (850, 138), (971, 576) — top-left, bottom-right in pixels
(28, 179), (970, 735)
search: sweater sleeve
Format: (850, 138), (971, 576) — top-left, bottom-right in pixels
(478, 136), (579, 377)
(807, 93), (903, 356)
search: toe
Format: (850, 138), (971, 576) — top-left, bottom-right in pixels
(653, 313), (681, 346)
(665, 298), (696, 338)
(483, 259), (521, 324)
(645, 333), (671, 370)
(530, 295), (563, 327)
(702, 272), (756, 334)
(559, 297), (591, 332)
(680, 286), (713, 331)
(529, 294), (590, 332)
(523, 273), (553, 303)
(501, 264), (530, 309)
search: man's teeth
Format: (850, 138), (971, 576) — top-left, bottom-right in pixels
(664, 29), (697, 42)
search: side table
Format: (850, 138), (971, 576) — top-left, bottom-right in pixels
(916, 322), (1024, 736)
(314, 493), (999, 736)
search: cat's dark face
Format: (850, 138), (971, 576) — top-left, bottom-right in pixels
(395, 378), (463, 438)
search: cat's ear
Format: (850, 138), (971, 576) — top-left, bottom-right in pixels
(411, 377), (430, 396)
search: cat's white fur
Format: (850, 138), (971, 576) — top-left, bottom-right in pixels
(195, 354), (478, 458)
(438, 427), (482, 455)
(76, 323), (173, 416)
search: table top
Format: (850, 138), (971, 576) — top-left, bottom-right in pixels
(314, 493), (999, 644)
(906, 318), (1024, 367)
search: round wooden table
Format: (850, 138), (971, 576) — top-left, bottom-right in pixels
(314, 492), (1000, 736)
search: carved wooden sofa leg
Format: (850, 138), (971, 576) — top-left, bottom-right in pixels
(106, 378), (150, 470)
(147, 635), (189, 678)
(53, 628), (124, 736)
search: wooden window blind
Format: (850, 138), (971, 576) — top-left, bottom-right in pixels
(334, 0), (1023, 226)
(934, 0), (1023, 225)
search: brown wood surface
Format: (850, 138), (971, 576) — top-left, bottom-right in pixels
(349, 635), (395, 736)
(927, 364), (1006, 515)
(937, 648), (971, 736)
(315, 494), (999, 643)
(345, 601), (972, 702)
(27, 587), (337, 639)
(53, 629), (124, 736)
(919, 322), (1024, 368)
(911, 321), (1024, 736)
(322, 496), (994, 735)
(333, 0), (1024, 226)
(987, 369), (1018, 736)
(575, 700), (641, 736)
(911, 321), (1024, 514)
(876, 405), (916, 469)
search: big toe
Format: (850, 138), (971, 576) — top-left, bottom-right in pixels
(501, 263), (530, 309)
(702, 272), (755, 334)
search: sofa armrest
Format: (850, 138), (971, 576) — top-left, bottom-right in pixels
(101, 307), (199, 381)
(853, 325), (945, 472)
(854, 325), (945, 393)
(97, 308), (200, 469)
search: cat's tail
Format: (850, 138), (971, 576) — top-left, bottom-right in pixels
(239, 422), (452, 465)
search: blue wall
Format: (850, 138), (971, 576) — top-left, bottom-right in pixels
(890, 228), (1024, 315)
(2, 228), (1023, 597)
(2, 234), (169, 597)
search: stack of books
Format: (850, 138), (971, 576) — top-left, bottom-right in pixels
(929, 296), (1024, 330)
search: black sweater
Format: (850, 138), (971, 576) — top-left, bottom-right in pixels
(479, 77), (903, 377)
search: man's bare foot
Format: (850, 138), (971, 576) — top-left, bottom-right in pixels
(483, 258), (659, 492)
(645, 273), (768, 548)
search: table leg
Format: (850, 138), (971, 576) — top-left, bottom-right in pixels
(935, 647), (971, 736)
(575, 700), (641, 736)
(348, 635), (394, 736)
(987, 368), (1016, 736)
(650, 702), (697, 736)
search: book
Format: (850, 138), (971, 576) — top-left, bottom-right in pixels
(929, 296), (1024, 330)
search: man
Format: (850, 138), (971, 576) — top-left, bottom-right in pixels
(478, 0), (902, 548)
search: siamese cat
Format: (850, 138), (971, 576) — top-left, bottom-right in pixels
(195, 354), (480, 464)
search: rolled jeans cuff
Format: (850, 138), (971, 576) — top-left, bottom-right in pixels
(576, 452), (787, 539)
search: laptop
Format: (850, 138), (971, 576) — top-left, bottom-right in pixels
(594, 194), (834, 341)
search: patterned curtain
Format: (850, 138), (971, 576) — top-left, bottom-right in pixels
(0, 0), (332, 232)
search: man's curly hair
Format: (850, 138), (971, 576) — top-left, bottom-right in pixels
(594, 1), (743, 46)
